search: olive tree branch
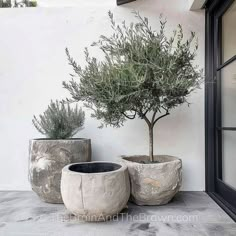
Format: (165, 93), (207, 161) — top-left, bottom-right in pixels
(151, 110), (158, 125)
(122, 111), (136, 120)
(153, 111), (170, 125)
(142, 114), (151, 127)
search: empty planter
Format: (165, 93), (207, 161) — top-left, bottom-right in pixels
(61, 161), (130, 221)
(29, 138), (91, 203)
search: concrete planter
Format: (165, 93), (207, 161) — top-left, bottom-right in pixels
(29, 138), (91, 203)
(61, 161), (130, 221)
(121, 155), (182, 205)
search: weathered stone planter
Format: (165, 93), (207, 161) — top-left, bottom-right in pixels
(29, 138), (91, 203)
(61, 161), (130, 221)
(121, 155), (182, 206)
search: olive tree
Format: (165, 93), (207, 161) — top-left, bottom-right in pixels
(63, 12), (203, 162)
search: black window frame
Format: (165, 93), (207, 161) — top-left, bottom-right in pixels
(205, 0), (236, 221)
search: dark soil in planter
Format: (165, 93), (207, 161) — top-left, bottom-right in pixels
(139, 160), (160, 164)
(122, 155), (177, 164)
(69, 162), (121, 173)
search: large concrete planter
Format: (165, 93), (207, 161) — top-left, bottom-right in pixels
(121, 155), (182, 206)
(29, 138), (91, 203)
(61, 161), (130, 221)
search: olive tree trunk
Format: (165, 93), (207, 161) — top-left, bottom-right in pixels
(143, 111), (169, 163)
(149, 125), (154, 163)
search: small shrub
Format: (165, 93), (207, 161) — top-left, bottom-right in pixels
(0, 0), (37, 8)
(32, 100), (85, 139)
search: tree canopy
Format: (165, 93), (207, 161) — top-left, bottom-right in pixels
(63, 12), (203, 161)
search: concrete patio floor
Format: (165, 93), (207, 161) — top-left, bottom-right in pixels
(0, 191), (235, 236)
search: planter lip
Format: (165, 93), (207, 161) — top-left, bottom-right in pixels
(121, 154), (181, 166)
(62, 161), (127, 176)
(30, 138), (91, 142)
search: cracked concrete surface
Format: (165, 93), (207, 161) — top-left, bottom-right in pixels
(0, 191), (235, 236)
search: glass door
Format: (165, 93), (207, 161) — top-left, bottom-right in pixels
(215, 0), (236, 213)
(205, 0), (236, 220)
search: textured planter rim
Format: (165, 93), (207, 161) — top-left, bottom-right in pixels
(121, 155), (181, 165)
(63, 161), (126, 176)
(30, 138), (90, 141)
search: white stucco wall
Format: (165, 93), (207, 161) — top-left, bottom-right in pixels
(0, 0), (205, 191)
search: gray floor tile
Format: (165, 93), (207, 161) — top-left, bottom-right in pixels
(0, 191), (61, 208)
(202, 223), (236, 236)
(179, 191), (219, 209)
(0, 191), (235, 236)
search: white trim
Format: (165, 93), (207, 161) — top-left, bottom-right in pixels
(189, 0), (205, 10)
